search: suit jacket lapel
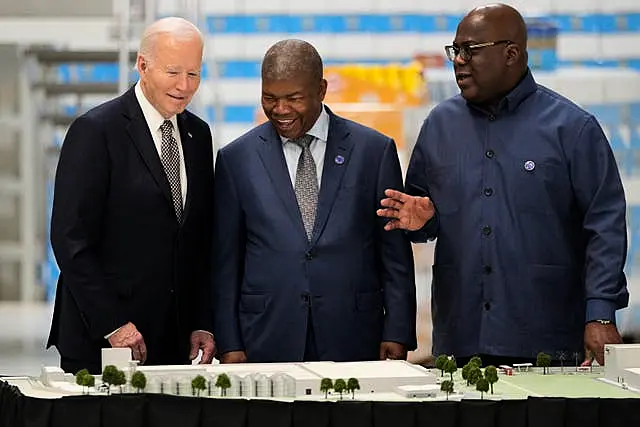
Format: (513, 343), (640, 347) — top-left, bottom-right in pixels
(312, 113), (353, 244)
(177, 113), (194, 224)
(256, 123), (308, 237)
(123, 89), (173, 207)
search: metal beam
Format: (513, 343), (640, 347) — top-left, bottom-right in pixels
(23, 48), (137, 64)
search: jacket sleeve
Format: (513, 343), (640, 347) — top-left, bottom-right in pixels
(405, 119), (439, 243)
(192, 122), (215, 333)
(50, 115), (128, 339)
(211, 149), (246, 353)
(568, 116), (629, 322)
(376, 138), (418, 350)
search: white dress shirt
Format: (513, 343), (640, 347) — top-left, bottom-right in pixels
(280, 105), (330, 188)
(134, 81), (187, 206)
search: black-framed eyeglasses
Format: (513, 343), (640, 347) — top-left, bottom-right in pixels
(444, 40), (512, 62)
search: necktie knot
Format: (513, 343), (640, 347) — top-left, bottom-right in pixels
(160, 120), (173, 134)
(292, 134), (313, 150)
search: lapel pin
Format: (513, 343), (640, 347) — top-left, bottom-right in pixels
(524, 160), (535, 171)
(334, 155), (345, 165)
(187, 132), (193, 138)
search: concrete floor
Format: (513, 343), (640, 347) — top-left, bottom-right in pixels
(0, 302), (59, 376)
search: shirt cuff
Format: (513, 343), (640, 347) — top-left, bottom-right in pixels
(585, 299), (617, 324)
(406, 216), (438, 243)
(104, 327), (121, 340)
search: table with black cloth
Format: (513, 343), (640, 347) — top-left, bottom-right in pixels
(1, 379), (639, 427)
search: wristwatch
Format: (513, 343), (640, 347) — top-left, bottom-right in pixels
(593, 319), (612, 325)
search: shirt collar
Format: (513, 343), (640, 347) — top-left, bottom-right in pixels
(467, 68), (537, 115)
(135, 81), (178, 133)
(501, 68), (537, 112)
(281, 104), (330, 145)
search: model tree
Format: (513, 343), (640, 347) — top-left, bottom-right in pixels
(75, 369), (91, 394)
(320, 378), (333, 399)
(192, 375), (206, 397)
(469, 356), (483, 368)
(444, 358), (457, 381)
(467, 365), (482, 386)
(347, 378), (360, 399)
(76, 369), (96, 394)
(435, 354), (449, 377)
(557, 351), (567, 373)
(83, 372), (96, 392)
(215, 373), (231, 397)
(113, 369), (127, 393)
(476, 377), (489, 399)
(101, 365), (119, 395)
(461, 363), (472, 386)
(440, 379), (454, 400)
(333, 379), (347, 399)
(484, 365), (498, 394)
(130, 371), (147, 393)
(536, 352), (552, 375)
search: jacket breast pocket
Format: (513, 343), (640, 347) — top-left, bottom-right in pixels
(427, 165), (459, 214)
(239, 294), (267, 314)
(513, 159), (568, 214)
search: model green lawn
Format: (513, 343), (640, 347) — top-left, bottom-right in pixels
(445, 370), (638, 399)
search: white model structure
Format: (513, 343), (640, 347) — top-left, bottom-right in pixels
(28, 348), (440, 400)
(603, 343), (640, 391)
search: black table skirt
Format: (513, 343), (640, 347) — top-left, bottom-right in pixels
(1, 380), (639, 427)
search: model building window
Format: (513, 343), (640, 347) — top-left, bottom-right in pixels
(306, 388), (312, 395)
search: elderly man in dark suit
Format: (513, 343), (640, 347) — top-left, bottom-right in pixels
(48, 17), (216, 374)
(212, 39), (417, 363)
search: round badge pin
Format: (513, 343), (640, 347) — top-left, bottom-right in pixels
(335, 155), (345, 165)
(524, 160), (535, 171)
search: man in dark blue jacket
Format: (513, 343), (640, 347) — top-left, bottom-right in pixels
(212, 39), (416, 363)
(378, 3), (628, 366)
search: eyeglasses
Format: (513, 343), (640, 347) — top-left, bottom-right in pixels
(444, 40), (512, 62)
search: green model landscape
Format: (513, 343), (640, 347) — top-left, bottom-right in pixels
(433, 353), (638, 399)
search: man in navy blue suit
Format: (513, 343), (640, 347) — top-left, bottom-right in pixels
(212, 39), (416, 363)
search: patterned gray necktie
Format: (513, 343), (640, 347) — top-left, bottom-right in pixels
(160, 120), (183, 223)
(293, 134), (318, 240)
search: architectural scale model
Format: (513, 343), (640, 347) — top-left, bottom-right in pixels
(3, 345), (640, 401)
(602, 343), (640, 391)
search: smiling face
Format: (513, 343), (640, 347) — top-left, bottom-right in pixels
(261, 75), (327, 139)
(137, 32), (203, 119)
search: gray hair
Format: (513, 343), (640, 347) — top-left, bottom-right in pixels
(261, 39), (323, 83)
(138, 17), (203, 62)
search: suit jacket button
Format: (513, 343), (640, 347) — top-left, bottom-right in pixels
(305, 251), (313, 260)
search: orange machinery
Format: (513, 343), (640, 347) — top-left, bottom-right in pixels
(255, 58), (436, 150)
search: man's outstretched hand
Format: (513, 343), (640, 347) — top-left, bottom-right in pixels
(377, 189), (435, 231)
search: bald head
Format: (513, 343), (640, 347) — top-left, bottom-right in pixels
(464, 3), (527, 52)
(138, 17), (203, 62)
(452, 3), (529, 105)
(261, 39), (324, 83)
